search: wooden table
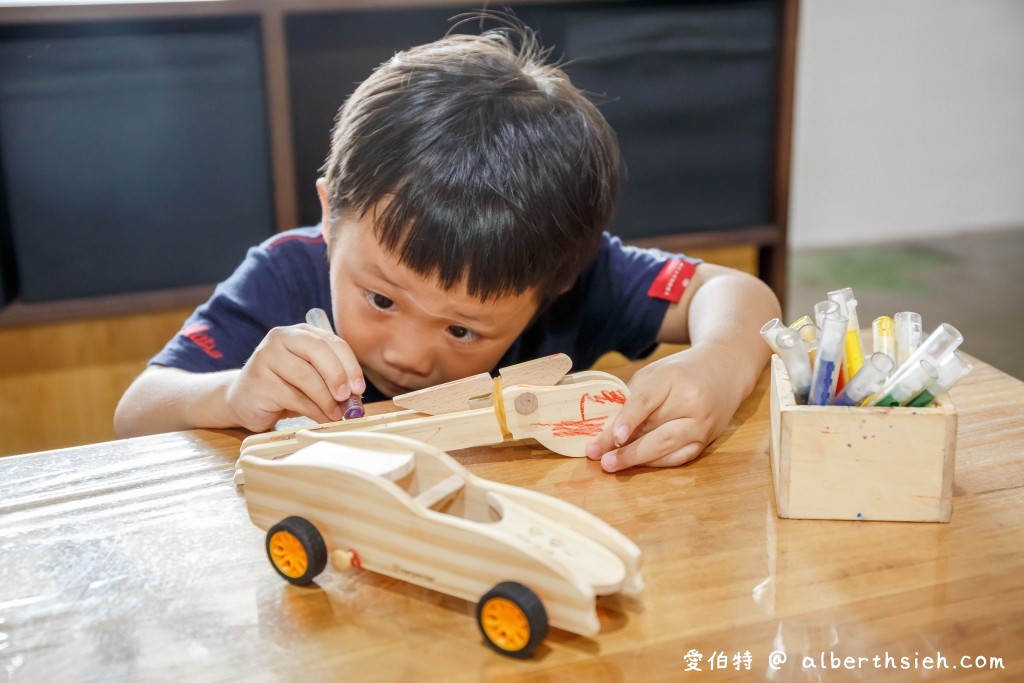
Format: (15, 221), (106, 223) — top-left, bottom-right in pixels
(2, 356), (1022, 681)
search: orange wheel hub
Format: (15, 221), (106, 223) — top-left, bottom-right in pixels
(268, 530), (308, 579)
(480, 597), (531, 652)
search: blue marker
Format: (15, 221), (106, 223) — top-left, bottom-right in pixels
(808, 308), (848, 406)
(813, 299), (840, 331)
(760, 318), (786, 354)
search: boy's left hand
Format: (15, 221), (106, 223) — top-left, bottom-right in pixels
(585, 344), (747, 472)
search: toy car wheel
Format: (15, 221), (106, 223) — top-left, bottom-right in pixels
(476, 581), (548, 658)
(265, 516), (327, 586)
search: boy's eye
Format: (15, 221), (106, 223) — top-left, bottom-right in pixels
(447, 325), (478, 342)
(365, 291), (395, 311)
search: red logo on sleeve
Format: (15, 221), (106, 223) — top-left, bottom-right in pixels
(181, 323), (224, 359)
(647, 258), (696, 303)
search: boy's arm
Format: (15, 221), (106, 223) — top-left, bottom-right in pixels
(115, 324), (364, 438)
(114, 366), (241, 437)
(586, 263), (781, 472)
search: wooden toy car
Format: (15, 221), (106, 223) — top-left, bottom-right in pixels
(240, 431), (644, 658)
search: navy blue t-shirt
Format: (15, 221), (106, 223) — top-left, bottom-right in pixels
(151, 226), (701, 403)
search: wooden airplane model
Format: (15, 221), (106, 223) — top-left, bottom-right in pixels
(235, 354), (629, 485)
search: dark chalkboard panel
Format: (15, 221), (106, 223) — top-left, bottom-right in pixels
(0, 18), (275, 302)
(531, 1), (778, 237)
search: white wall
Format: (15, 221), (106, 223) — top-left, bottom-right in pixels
(790, 0), (1024, 249)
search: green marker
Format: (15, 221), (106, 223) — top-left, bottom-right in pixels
(869, 323), (962, 406)
(871, 359), (937, 407)
(907, 351), (973, 407)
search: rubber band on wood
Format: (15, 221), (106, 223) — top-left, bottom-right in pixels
(492, 376), (512, 440)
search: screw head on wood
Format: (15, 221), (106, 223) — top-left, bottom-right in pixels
(514, 392), (538, 415)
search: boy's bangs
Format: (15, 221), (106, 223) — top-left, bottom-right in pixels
(372, 188), (554, 303)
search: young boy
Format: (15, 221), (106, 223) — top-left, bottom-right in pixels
(115, 29), (780, 473)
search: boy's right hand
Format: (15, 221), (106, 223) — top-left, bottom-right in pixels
(223, 323), (365, 432)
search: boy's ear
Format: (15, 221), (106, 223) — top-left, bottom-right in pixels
(316, 178), (331, 247)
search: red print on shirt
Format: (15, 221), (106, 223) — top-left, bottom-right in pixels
(265, 233), (325, 250)
(647, 258), (696, 303)
(181, 323), (224, 359)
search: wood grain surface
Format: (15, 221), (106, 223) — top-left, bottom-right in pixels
(1, 354), (1021, 681)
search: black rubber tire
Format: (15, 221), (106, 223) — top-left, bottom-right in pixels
(476, 581), (549, 659)
(265, 516), (328, 586)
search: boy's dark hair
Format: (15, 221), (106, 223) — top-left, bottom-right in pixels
(321, 26), (620, 307)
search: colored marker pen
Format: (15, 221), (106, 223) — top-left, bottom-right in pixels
(305, 307), (365, 419)
(907, 351), (973, 407)
(832, 352), (895, 406)
(813, 300), (839, 331)
(789, 315), (820, 365)
(867, 359), (939, 407)
(872, 315), (896, 363)
(808, 309), (848, 406)
(828, 288), (864, 381)
(775, 328), (812, 403)
(788, 314), (814, 330)
(760, 318), (786, 354)
(869, 323), (962, 406)
(894, 312), (923, 365)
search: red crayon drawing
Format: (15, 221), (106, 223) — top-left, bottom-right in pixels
(538, 390), (627, 438)
(580, 390), (627, 412)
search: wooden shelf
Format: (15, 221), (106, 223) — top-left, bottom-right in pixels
(0, 285), (213, 329)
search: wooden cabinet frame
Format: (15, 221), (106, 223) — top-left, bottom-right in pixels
(0, 0), (797, 326)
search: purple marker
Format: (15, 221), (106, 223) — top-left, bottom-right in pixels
(305, 307), (365, 419)
(342, 395), (365, 420)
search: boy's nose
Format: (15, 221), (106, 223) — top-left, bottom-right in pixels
(380, 336), (434, 380)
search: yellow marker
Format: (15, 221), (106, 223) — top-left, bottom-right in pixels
(828, 288), (864, 382)
(872, 316), (896, 363)
(843, 329), (864, 380)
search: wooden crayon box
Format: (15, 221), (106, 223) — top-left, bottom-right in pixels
(768, 356), (957, 522)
